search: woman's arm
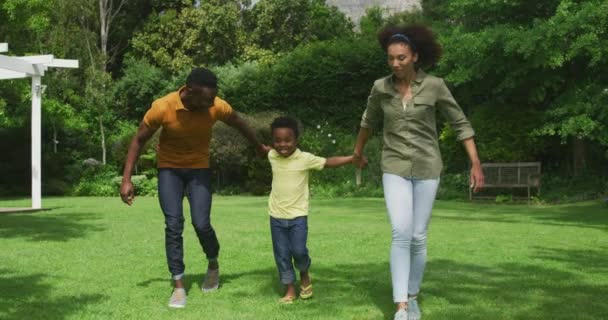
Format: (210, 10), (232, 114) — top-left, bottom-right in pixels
(353, 127), (372, 168)
(462, 137), (484, 192)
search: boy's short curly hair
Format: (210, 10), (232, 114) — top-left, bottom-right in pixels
(377, 24), (442, 68)
(271, 116), (300, 138)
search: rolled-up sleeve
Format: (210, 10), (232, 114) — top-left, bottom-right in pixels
(360, 84), (382, 129)
(437, 79), (475, 141)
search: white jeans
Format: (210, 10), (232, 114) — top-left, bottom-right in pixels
(382, 173), (439, 303)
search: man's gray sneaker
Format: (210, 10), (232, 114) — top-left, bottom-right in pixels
(201, 268), (219, 292)
(168, 288), (186, 308)
(394, 308), (408, 320)
(408, 299), (421, 320)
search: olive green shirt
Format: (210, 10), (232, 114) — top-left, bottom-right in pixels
(360, 70), (474, 179)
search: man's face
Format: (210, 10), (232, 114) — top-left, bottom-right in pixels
(182, 84), (217, 111)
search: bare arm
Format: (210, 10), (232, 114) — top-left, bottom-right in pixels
(224, 111), (271, 156)
(120, 121), (156, 205)
(353, 127), (372, 168)
(324, 155), (354, 168)
(462, 137), (484, 192)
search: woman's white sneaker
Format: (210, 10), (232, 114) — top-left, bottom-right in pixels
(408, 299), (421, 320)
(394, 308), (408, 320)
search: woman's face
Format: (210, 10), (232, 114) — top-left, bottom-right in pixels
(387, 43), (418, 79)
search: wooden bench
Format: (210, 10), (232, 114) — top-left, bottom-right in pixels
(470, 162), (541, 200)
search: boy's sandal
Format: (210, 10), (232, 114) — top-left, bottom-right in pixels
(299, 284), (313, 299)
(279, 295), (296, 304)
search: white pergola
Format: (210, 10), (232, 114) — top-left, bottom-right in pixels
(0, 43), (78, 210)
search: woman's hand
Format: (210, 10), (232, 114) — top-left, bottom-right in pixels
(470, 163), (484, 193)
(352, 153), (368, 169)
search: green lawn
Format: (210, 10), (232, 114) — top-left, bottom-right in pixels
(1, 196), (606, 320)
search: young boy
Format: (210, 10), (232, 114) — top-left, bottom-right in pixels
(267, 116), (364, 303)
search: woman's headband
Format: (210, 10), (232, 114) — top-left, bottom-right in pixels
(389, 33), (417, 52)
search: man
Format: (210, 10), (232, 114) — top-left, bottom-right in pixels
(119, 67), (270, 308)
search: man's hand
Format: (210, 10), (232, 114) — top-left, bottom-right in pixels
(257, 144), (272, 157)
(120, 179), (135, 205)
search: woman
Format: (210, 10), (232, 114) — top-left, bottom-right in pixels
(352, 24), (484, 320)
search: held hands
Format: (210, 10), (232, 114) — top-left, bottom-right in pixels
(256, 144), (272, 157)
(470, 163), (485, 193)
(120, 179), (135, 205)
(352, 153), (368, 169)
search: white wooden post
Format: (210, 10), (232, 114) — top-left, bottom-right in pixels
(31, 75), (42, 209)
(0, 44), (78, 210)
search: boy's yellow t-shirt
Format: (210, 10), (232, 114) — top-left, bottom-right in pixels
(268, 149), (326, 219)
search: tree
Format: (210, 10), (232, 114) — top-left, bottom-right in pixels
(422, 0), (608, 175)
(243, 0), (353, 53)
(83, 67), (115, 165)
(99, 0), (126, 64)
(131, 2), (243, 72)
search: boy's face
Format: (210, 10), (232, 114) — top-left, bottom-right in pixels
(272, 127), (298, 157)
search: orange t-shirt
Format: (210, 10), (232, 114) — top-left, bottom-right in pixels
(143, 87), (233, 168)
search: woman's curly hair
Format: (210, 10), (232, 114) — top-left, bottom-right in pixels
(378, 24), (442, 68)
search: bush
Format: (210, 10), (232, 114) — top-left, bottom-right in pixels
(540, 173), (606, 203)
(436, 173), (469, 200)
(109, 120), (159, 175)
(210, 111), (281, 194)
(113, 56), (171, 120)
(43, 179), (71, 196)
(72, 166), (119, 196)
(212, 36), (386, 128)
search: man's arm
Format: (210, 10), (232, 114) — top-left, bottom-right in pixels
(120, 121), (157, 205)
(223, 111), (271, 155)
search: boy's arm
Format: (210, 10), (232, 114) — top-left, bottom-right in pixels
(324, 155), (354, 168)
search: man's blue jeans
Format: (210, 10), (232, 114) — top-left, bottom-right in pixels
(270, 216), (311, 284)
(158, 168), (219, 280)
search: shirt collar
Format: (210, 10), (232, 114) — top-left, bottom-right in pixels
(176, 86), (219, 111)
(175, 86), (188, 111)
(274, 148), (301, 159)
(382, 69), (427, 95)
(414, 69), (426, 84)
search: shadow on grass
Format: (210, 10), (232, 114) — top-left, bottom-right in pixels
(131, 246), (607, 319)
(433, 201), (608, 232)
(136, 267), (281, 296)
(423, 254), (608, 319)
(312, 198), (607, 233)
(0, 211), (104, 241)
(0, 268), (105, 320)
(308, 249), (606, 319)
(533, 246), (608, 275)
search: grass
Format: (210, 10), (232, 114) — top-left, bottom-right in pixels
(0, 196), (607, 320)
